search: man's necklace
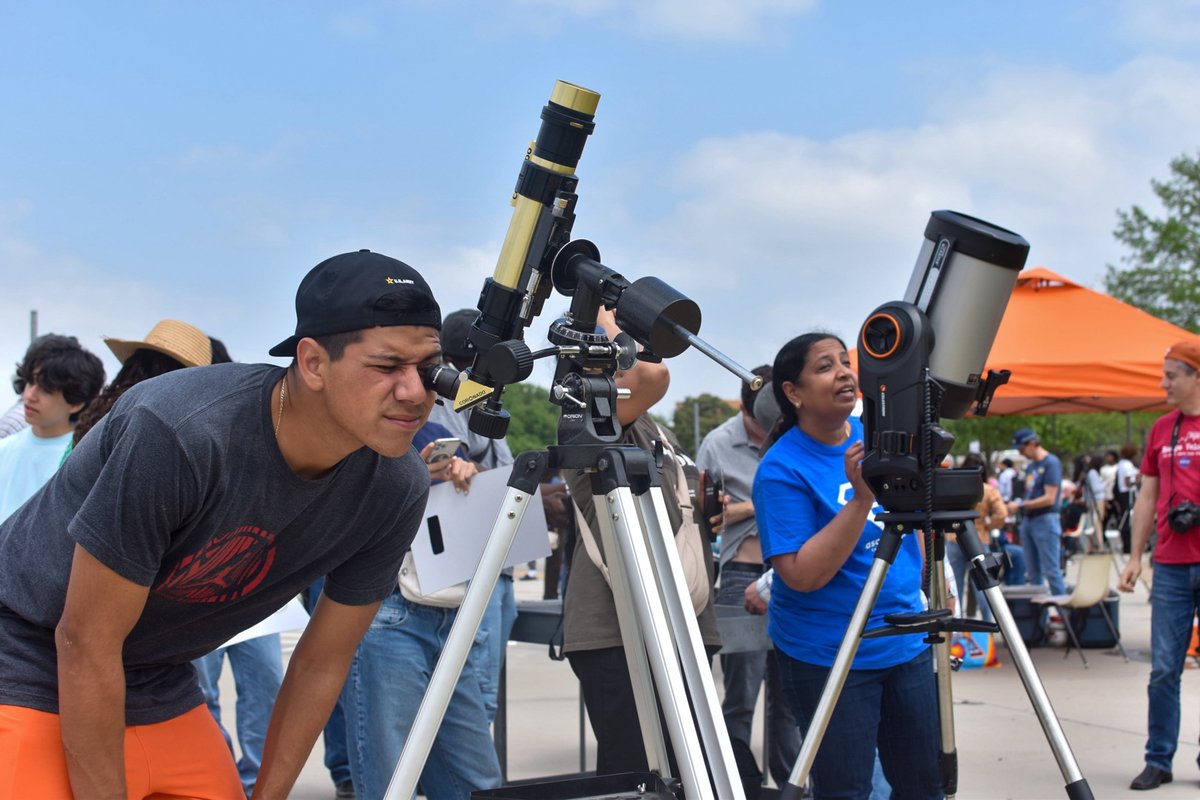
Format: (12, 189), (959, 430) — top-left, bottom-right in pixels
(275, 378), (287, 438)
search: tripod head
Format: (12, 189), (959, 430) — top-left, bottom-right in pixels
(426, 80), (762, 445)
(857, 211), (1029, 515)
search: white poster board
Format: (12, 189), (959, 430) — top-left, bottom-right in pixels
(410, 467), (551, 594)
(221, 596), (310, 648)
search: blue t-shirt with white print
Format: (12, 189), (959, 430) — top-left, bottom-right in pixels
(753, 416), (926, 669)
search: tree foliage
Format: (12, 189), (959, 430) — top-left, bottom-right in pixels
(670, 394), (739, 457)
(1105, 151), (1200, 332)
(500, 382), (561, 456)
(944, 410), (1158, 465)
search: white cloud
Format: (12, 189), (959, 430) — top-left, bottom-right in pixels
(1118, 0), (1200, 48)
(603, 54), (1200, 409)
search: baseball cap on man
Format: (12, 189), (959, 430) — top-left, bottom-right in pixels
(1165, 338), (1200, 372)
(440, 309), (480, 361)
(1011, 428), (1039, 448)
(270, 250), (441, 357)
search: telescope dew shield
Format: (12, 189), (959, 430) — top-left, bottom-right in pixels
(902, 210), (1028, 419)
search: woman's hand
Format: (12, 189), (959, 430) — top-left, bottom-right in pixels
(844, 440), (874, 505)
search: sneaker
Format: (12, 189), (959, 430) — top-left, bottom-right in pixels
(1129, 765), (1172, 790)
(335, 780), (356, 799)
(520, 571), (539, 580)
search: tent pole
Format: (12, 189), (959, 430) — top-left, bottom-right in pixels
(1125, 412), (1132, 444)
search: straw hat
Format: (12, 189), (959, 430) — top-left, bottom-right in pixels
(104, 319), (212, 367)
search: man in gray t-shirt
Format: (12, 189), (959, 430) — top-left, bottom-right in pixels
(696, 366), (799, 792)
(0, 250), (443, 800)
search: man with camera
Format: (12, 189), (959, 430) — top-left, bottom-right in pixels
(1119, 338), (1200, 791)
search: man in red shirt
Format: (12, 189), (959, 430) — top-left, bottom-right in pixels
(1119, 338), (1200, 791)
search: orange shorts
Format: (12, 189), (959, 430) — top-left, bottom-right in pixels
(0, 703), (244, 799)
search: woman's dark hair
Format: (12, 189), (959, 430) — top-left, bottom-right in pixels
(15, 334), (106, 422)
(960, 452), (990, 480)
(73, 348), (189, 445)
(767, 331), (847, 446)
(209, 337), (233, 364)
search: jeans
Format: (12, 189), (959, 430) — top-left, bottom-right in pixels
(341, 591), (502, 800)
(301, 579), (353, 786)
(1144, 562), (1200, 772)
(1020, 512), (1067, 595)
(479, 573), (517, 724)
(716, 563), (800, 787)
(193, 634), (284, 796)
(777, 648), (942, 800)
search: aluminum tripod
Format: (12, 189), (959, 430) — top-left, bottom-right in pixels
(779, 511), (1095, 800)
(383, 445), (744, 800)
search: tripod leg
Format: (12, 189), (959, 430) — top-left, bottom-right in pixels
(383, 469), (538, 800)
(594, 487), (674, 778)
(598, 485), (715, 800)
(781, 526), (902, 800)
(957, 531), (1095, 800)
(930, 537), (958, 798)
(637, 488), (744, 800)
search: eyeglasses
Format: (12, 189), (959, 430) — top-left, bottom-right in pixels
(12, 377), (27, 394)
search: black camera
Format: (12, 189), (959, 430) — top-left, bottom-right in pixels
(1167, 500), (1200, 533)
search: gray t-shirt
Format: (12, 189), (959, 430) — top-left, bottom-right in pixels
(695, 413), (762, 567)
(0, 363), (428, 725)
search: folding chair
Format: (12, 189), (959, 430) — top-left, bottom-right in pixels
(1031, 553), (1130, 667)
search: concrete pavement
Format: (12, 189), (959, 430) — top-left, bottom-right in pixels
(235, 556), (1198, 799)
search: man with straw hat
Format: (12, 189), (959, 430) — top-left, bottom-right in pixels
(0, 249), (443, 799)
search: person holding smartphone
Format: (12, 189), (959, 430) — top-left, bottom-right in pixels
(339, 420), (501, 800)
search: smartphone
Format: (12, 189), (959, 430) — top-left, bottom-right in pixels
(425, 437), (462, 464)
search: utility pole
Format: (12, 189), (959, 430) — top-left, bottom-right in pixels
(30, 310), (38, 343)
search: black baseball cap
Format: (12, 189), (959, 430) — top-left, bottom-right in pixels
(440, 308), (480, 360)
(270, 250), (442, 357)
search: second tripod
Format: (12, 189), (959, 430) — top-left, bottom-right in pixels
(780, 511), (1094, 800)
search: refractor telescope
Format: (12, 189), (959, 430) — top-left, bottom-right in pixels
(428, 81), (762, 442)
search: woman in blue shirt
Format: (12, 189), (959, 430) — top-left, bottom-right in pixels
(754, 333), (941, 800)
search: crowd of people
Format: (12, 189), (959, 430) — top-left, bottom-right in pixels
(0, 249), (1197, 800)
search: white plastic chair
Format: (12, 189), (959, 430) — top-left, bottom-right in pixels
(1031, 553), (1129, 667)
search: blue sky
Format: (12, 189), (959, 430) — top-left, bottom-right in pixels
(3, 0), (1199, 417)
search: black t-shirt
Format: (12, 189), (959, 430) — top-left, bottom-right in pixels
(0, 363), (427, 724)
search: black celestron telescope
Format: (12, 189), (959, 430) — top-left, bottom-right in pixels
(384, 81), (762, 800)
(780, 211), (1095, 800)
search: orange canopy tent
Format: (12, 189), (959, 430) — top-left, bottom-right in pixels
(964, 267), (1186, 415)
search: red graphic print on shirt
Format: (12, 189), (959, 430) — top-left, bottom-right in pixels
(154, 525), (277, 602)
